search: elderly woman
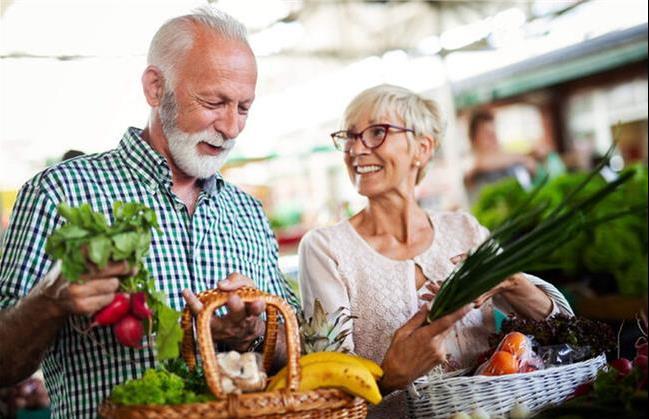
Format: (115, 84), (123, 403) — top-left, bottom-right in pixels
(298, 84), (572, 418)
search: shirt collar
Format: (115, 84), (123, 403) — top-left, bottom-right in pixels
(118, 127), (225, 196)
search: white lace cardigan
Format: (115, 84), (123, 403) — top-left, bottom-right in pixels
(297, 211), (573, 418)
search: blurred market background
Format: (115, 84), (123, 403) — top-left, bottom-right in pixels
(1, 0), (647, 416)
(2, 0), (647, 309)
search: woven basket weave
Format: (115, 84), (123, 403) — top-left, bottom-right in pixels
(100, 287), (368, 418)
(406, 353), (606, 418)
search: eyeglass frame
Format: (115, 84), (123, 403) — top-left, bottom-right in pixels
(330, 123), (416, 153)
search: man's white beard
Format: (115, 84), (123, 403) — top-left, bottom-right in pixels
(160, 91), (236, 179)
(166, 127), (235, 179)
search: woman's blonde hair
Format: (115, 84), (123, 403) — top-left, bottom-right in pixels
(341, 84), (446, 184)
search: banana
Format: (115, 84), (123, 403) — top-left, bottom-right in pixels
(267, 352), (383, 390)
(301, 352), (384, 379)
(267, 360), (382, 405)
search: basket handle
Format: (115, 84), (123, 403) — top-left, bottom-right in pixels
(180, 287), (301, 399)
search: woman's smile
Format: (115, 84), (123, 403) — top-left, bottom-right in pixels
(354, 164), (384, 175)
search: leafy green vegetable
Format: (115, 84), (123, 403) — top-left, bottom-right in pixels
(429, 146), (647, 322)
(491, 314), (616, 357)
(45, 201), (182, 360)
(110, 369), (213, 405)
(46, 202), (160, 281)
(162, 358), (210, 395)
(155, 304), (183, 360)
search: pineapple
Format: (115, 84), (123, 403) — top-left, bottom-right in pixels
(298, 299), (355, 354)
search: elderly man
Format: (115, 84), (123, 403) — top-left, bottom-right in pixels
(0, 8), (297, 419)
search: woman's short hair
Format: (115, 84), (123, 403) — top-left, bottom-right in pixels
(147, 7), (249, 88)
(342, 84), (446, 183)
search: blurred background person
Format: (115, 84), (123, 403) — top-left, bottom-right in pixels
(60, 150), (85, 161)
(464, 110), (543, 202)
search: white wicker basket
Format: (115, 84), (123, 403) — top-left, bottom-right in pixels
(406, 354), (607, 418)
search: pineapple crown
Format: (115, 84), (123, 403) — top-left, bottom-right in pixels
(298, 299), (356, 354)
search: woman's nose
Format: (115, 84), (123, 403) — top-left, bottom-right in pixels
(348, 136), (370, 156)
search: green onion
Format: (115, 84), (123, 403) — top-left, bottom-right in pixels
(428, 145), (647, 322)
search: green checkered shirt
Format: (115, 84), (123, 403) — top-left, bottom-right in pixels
(0, 127), (299, 418)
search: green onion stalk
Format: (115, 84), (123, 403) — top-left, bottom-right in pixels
(428, 145), (648, 322)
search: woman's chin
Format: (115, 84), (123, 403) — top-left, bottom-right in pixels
(355, 184), (385, 199)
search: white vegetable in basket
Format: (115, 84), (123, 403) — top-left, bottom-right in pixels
(450, 413), (471, 419)
(470, 407), (490, 419)
(217, 351), (267, 394)
(509, 402), (530, 419)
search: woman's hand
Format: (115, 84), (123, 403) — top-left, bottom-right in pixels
(379, 304), (470, 394)
(473, 274), (520, 308)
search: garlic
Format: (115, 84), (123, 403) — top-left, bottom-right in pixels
(217, 351), (267, 394)
(450, 412), (472, 419)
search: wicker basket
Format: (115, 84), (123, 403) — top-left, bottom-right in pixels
(100, 287), (368, 418)
(406, 353), (606, 418)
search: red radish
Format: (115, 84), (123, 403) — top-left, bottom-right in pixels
(636, 340), (647, 357)
(572, 383), (592, 398)
(610, 358), (633, 377)
(131, 292), (153, 320)
(113, 315), (144, 348)
(92, 293), (130, 326)
(634, 354), (647, 371)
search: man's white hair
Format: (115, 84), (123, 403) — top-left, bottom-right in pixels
(147, 7), (249, 88)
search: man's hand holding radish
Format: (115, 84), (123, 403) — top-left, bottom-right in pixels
(36, 260), (134, 318)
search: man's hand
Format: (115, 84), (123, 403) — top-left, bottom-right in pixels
(34, 260), (134, 318)
(182, 273), (265, 352)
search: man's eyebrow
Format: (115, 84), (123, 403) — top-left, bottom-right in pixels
(194, 91), (254, 104)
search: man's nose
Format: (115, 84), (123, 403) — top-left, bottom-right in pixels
(215, 106), (242, 140)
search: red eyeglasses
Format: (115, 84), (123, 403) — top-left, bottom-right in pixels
(330, 124), (415, 153)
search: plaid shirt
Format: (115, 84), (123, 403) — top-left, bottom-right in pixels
(0, 127), (299, 418)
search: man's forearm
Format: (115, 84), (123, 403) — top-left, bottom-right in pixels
(0, 293), (66, 386)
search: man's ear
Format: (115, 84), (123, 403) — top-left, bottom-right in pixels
(142, 65), (165, 107)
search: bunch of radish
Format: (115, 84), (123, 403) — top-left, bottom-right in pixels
(46, 202), (183, 359)
(91, 291), (154, 348)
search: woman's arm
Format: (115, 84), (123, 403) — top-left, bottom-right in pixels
(489, 273), (573, 320)
(298, 230), (354, 351)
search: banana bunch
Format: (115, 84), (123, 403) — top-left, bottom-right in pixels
(266, 352), (383, 405)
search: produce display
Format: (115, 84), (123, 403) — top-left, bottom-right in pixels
(45, 202), (183, 359)
(428, 147), (646, 322)
(535, 314), (648, 418)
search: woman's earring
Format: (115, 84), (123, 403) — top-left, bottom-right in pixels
(414, 160), (421, 167)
